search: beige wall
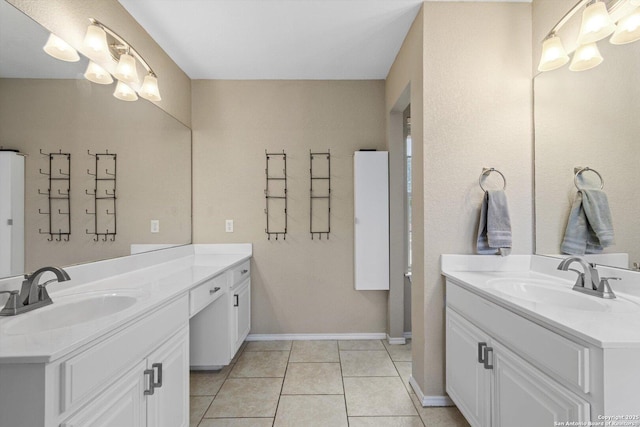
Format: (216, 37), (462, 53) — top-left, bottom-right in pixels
(8, 0), (191, 127)
(386, 2), (533, 398)
(192, 80), (388, 334)
(0, 79), (191, 271)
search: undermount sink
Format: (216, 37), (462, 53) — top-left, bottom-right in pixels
(2, 290), (143, 335)
(485, 278), (640, 313)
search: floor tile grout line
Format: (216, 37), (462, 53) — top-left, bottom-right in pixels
(338, 343), (351, 427)
(271, 344), (292, 427)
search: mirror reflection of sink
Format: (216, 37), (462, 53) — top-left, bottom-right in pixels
(485, 278), (640, 313)
(2, 290), (143, 335)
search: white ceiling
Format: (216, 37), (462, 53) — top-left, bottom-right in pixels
(118, 0), (427, 80)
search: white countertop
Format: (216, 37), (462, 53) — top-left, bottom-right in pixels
(0, 245), (251, 364)
(442, 255), (640, 349)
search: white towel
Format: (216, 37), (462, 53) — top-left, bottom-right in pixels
(477, 190), (512, 256)
(561, 190), (614, 255)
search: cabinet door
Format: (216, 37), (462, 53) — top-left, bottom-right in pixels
(146, 327), (189, 427)
(61, 361), (146, 427)
(492, 341), (590, 427)
(233, 279), (251, 353)
(446, 308), (492, 427)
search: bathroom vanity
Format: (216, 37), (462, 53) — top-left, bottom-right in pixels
(442, 255), (640, 426)
(0, 244), (251, 427)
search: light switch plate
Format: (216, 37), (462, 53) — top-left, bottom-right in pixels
(225, 220), (234, 233)
(151, 220), (160, 233)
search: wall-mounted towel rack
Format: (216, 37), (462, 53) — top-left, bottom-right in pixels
(86, 150), (117, 242)
(574, 166), (604, 190)
(479, 167), (506, 192)
(37, 149), (71, 242)
(310, 150), (331, 240)
(265, 150), (287, 240)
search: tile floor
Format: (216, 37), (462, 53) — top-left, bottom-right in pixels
(190, 339), (470, 427)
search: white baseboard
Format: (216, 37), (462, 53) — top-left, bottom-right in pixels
(246, 332), (387, 341)
(386, 334), (407, 345)
(409, 375), (453, 407)
(404, 331), (412, 339)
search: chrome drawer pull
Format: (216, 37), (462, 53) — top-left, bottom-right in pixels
(209, 287), (221, 295)
(144, 369), (155, 395)
(241, 269), (249, 275)
(234, 294), (239, 307)
(152, 363), (163, 388)
(483, 347), (494, 370)
(478, 342), (487, 364)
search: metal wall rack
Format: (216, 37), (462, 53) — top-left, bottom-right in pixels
(310, 150), (331, 240)
(265, 150), (287, 240)
(38, 149), (71, 241)
(85, 150), (117, 241)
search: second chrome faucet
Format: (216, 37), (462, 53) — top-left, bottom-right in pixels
(557, 256), (618, 299)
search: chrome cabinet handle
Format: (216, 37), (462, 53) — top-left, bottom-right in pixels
(152, 363), (163, 388)
(241, 269), (249, 275)
(209, 286), (221, 295)
(144, 368), (155, 395)
(234, 294), (239, 307)
(483, 347), (494, 370)
(478, 342), (487, 363)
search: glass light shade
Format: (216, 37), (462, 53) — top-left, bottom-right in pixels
(569, 42), (604, 71)
(113, 81), (138, 101)
(610, 8), (640, 44)
(83, 24), (109, 58)
(538, 35), (570, 72)
(114, 53), (139, 84)
(139, 74), (162, 101)
(43, 33), (80, 62)
(577, 1), (617, 45)
(84, 61), (113, 85)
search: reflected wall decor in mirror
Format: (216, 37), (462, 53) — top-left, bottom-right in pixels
(534, 18), (640, 270)
(0, 0), (192, 278)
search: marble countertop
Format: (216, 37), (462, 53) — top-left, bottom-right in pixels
(442, 255), (640, 349)
(0, 245), (251, 363)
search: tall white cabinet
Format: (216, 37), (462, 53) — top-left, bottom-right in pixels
(0, 151), (24, 277)
(354, 151), (389, 290)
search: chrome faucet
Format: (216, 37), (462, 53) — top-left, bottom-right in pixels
(0, 266), (71, 316)
(557, 257), (617, 299)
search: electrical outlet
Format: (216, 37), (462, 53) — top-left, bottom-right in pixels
(225, 219), (234, 233)
(151, 220), (160, 233)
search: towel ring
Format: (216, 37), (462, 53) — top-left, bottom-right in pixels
(574, 167), (604, 190)
(479, 168), (506, 192)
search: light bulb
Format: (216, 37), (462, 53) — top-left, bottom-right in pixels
(114, 53), (139, 84)
(538, 34), (570, 72)
(139, 74), (162, 101)
(43, 33), (80, 62)
(610, 8), (640, 44)
(84, 61), (113, 85)
(113, 81), (138, 101)
(83, 24), (109, 59)
(577, 1), (617, 45)
(569, 42), (604, 71)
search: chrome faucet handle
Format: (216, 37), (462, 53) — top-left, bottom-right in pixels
(598, 277), (619, 299)
(0, 290), (23, 316)
(37, 278), (59, 303)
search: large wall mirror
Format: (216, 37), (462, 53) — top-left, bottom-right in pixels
(0, 1), (192, 279)
(534, 36), (640, 270)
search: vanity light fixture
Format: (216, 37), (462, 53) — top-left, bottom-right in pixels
(113, 52), (139, 85)
(538, 0), (640, 73)
(84, 61), (113, 85)
(114, 80), (138, 102)
(42, 33), (80, 62)
(577, 0), (617, 45)
(82, 24), (109, 59)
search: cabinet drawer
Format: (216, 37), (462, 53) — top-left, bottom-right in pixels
(230, 260), (250, 287)
(190, 274), (227, 317)
(447, 281), (590, 394)
(60, 294), (188, 413)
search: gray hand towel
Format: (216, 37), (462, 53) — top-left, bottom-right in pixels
(477, 190), (512, 256)
(561, 190), (613, 255)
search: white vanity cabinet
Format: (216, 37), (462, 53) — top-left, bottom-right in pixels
(446, 280), (591, 426)
(0, 295), (190, 427)
(231, 276), (251, 354)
